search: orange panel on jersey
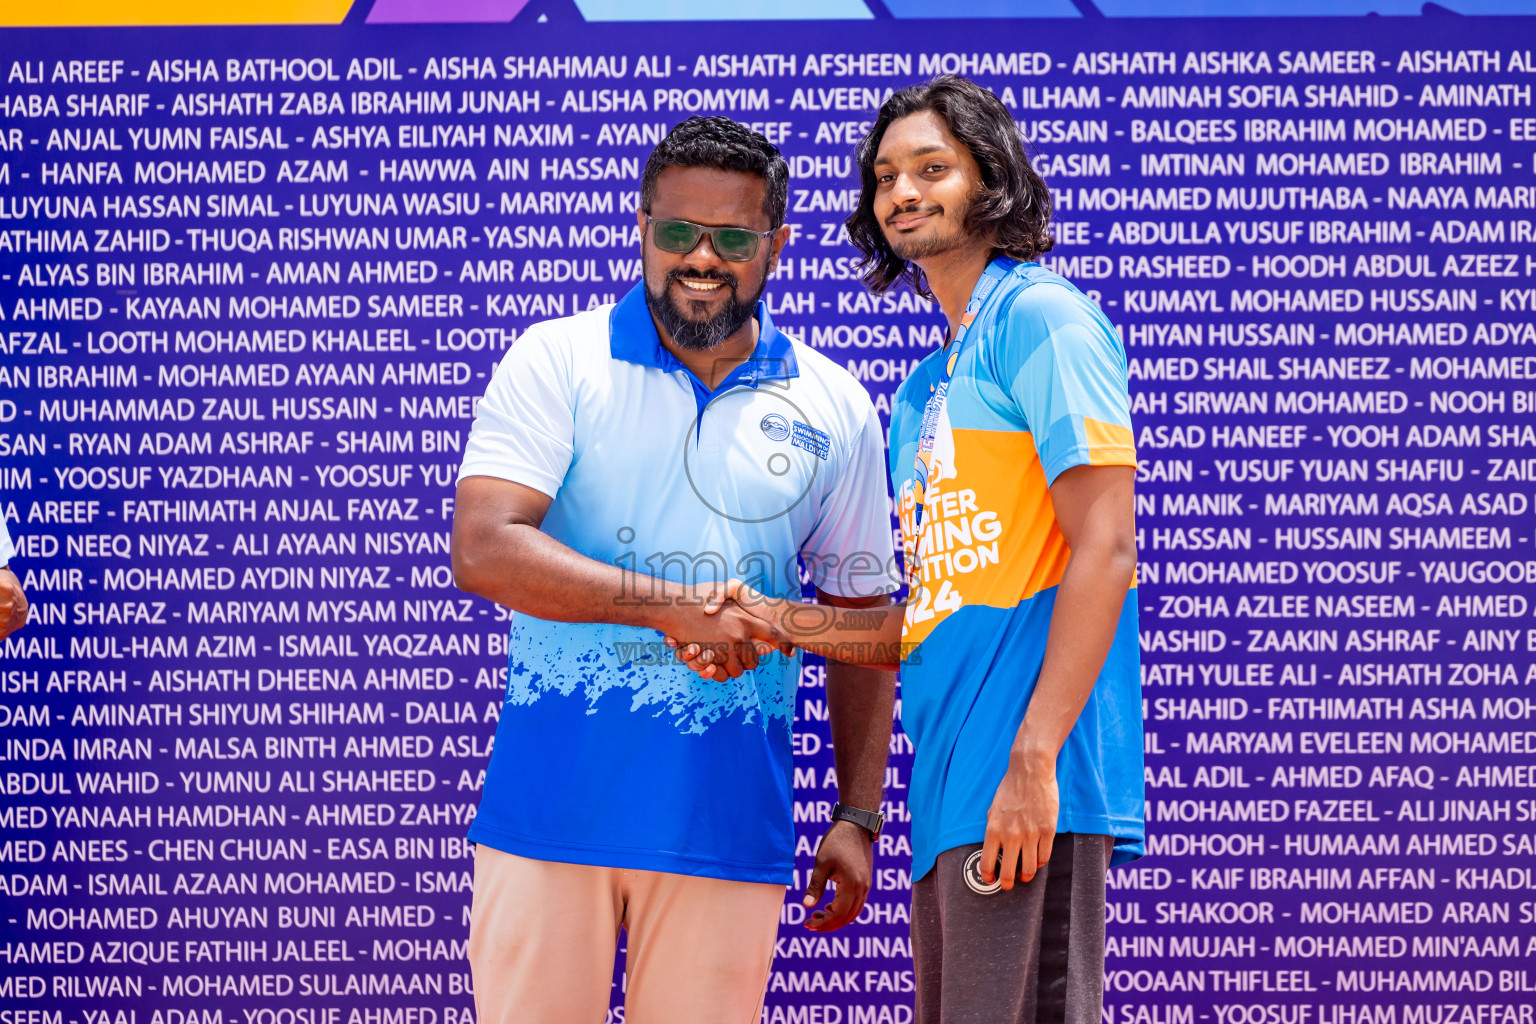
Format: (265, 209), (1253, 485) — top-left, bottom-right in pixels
(1083, 417), (1138, 466)
(901, 428), (1071, 649)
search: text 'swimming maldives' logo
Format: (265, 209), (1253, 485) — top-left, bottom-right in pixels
(791, 420), (831, 461)
(759, 413), (791, 441)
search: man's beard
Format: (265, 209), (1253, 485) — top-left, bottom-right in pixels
(645, 266), (762, 352)
(886, 201), (970, 262)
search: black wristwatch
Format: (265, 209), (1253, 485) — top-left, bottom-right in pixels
(831, 802), (885, 841)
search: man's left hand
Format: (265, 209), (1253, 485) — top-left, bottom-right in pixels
(802, 820), (873, 931)
(980, 755), (1059, 890)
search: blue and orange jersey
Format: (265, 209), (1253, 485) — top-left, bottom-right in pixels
(889, 259), (1144, 879)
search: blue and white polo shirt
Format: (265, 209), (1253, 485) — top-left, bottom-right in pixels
(459, 282), (896, 884)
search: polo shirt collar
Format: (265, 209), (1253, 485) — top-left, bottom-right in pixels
(608, 281), (798, 384)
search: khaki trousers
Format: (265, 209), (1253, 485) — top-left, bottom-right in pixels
(468, 845), (784, 1024)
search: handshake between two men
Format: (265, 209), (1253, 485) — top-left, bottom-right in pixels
(662, 580), (908, 680)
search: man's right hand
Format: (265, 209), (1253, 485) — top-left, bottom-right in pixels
(0, 567), (27, 640)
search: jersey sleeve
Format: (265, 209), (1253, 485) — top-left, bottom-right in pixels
(996, 282), (1136, 486)
(0, 517), (13, 567)
(457, 327), (575, 499)
(801, 398), (900, 600)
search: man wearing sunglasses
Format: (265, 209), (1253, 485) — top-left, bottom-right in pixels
(452, 116), (898, 1024)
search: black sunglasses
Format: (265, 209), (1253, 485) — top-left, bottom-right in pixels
(645, 216), (774, 262)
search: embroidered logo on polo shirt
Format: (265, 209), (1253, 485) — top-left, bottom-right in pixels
(791, 421), (830, 460)
(760, 413), (791, 441)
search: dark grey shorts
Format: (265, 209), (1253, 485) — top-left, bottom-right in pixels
(911, 833), (1113, 1024)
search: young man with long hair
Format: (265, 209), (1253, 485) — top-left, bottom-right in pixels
(677, 77), (1143, 1024)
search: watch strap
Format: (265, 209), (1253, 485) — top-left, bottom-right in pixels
(831, 802), (884, 840)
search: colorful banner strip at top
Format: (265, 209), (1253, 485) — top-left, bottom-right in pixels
(5, 0), (1530, 25)
(570, 0), (873, 19)
(1, 0), (352, 25)
(366, 0), (529, 23)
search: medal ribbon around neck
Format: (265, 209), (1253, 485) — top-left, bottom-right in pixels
(904, 257), (1015, 592)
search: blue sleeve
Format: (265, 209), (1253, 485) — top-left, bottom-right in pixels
(991, 282), (1136, 486)
(457, 326), (575, 498)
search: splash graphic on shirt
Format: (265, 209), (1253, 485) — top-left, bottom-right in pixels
(505, 618), (794, 735)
